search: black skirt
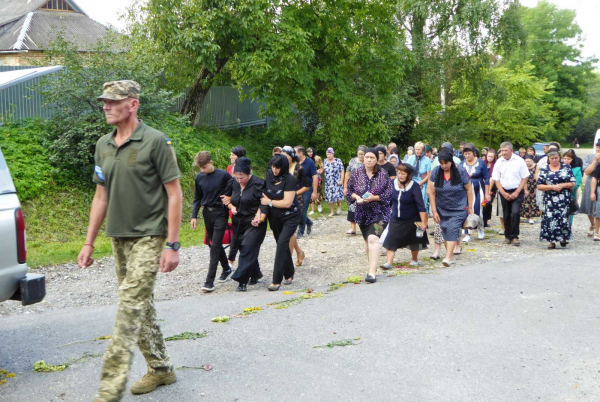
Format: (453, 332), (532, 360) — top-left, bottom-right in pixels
(347, 210), (355, 223)
(383, 216), (429, 252)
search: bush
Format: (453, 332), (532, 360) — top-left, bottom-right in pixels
(0, 119), (56, 201)
(36, 34), (177, 176)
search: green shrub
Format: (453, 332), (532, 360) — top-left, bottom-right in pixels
(0, 119), (56, 201)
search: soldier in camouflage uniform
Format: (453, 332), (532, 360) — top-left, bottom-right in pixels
(77, 80), (183, 402)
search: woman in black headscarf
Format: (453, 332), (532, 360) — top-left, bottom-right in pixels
(222, 157), (268, 291)
(427, 148), (473, 267)
(261, 154), (301, 290)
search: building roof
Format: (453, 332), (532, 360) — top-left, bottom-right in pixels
(0, 0), (113, 52)
(0, 65), (62, 90)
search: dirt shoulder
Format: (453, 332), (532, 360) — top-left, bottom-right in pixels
(1, 213), (597, 317)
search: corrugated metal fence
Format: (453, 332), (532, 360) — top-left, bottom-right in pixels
(0, 66), (268, 128)
(0, 66), (53, 120)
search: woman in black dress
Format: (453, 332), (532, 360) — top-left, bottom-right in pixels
(261, 154), (301, 291)
(281, 146), (310, 266)
(223, 157), (268, 292)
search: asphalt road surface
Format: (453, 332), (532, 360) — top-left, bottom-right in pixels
(1, 253), (599, 402)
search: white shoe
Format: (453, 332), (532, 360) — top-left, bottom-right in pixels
(463, 234), (472, 243)
(528, 219), (534, 224)
(442, 259), (455, 267)
(478, 232), (485, 240)
(308, 211), (314, 215)
(409, 260), (419, 267)
(317, 205), (323, 213)
(336, 207), (342, 215)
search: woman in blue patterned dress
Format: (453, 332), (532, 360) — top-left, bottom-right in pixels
(427, 148), (474, 267)
(537, 150), (576, 249)
(407, 141), (432, 211)
(460, 143), (489, 242)
(324, 147), (345, 217)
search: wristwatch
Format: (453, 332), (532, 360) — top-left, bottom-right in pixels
(269, 200), (273, 207)
(166, 241), (180, 251)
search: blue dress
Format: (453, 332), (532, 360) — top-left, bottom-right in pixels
(461, 159), (489, 217)
(324, 158), (345, 203)
(538, 164), (575, 243)
(430, 165), (470, 242)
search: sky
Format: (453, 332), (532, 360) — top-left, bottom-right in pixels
(75, 0), (600, 62)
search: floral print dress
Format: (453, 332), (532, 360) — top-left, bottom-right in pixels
(324, 157), (345, 203)
(521, 166), (541, 219)
(346, 157), (364, 213)
(537, 163), (575, 243)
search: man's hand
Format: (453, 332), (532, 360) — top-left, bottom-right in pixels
(77, 245), (94, 268)
(311, 191), (317, 202)
(190, 218), (197, 230)
(160, 249), (179, 273)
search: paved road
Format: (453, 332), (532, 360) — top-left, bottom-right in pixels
(1, 253), (599, 402)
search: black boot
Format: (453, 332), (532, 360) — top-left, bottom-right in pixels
(237, 283), (247, 292)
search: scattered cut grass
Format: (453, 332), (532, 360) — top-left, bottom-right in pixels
(313, 337), (361, 349)
(165, 331), (208, 341)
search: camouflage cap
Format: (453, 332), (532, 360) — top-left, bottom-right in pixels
(96, 80), (140, 101)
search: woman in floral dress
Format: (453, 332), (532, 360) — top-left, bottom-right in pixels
(324, 147), (345, 217)
(307, 147), (324, 214)
(520, 155), (541, 224)
(537, 150), (576, 249)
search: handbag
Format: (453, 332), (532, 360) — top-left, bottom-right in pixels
(569, 197), (579, 215)
(203, 222), (233, 246)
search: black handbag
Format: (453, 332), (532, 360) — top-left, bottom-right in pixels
(569, 197), (579, 215)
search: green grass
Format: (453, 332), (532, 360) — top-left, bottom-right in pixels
(25, 187), (350, 267)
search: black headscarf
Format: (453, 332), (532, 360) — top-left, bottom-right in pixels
(365, 148), (380, 174)
(435, 148), (462, 188)
(268, 154), (290, 184)
(233, 157), (252, 175)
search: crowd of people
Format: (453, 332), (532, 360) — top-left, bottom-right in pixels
(79, 80), (600, 402)
(191, 138), (600, 291)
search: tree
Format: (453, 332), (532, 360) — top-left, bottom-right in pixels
(447, 64), (556, 148)
(395, 0), (524, 144)
(513, 0), (597, 139)
(128, 0), (408, 158)
(571, 73), (600, 145)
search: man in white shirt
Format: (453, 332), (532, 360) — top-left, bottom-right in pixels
(487, 142), (530, 246)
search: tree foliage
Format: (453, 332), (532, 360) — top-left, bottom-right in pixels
(447, 64), (556, 148)
(127, 0), (408, 159)
(510, 0), (597, 139)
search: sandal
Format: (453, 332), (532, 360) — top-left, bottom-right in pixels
(345, 229), (356, 235)
(283, 278), (293, 285)
(560, 242), (568, 248)
(547, 243), (556, 249)
(296, 250), (305, 266)
(453, 245), (462, 255)
(588, 227), (595, 237)
(268, 284), (281, 291)
(594, 235), (600, 242)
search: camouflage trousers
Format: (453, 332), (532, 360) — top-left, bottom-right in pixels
(95, 236), (173, 402)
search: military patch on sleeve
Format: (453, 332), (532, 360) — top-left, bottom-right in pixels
(165, 138), (172, 145)
(94, 165), (105, 181)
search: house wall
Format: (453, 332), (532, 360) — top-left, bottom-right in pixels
(0, 52), (49, 66)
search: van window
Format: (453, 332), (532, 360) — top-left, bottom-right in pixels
(0, 149), (16, 194)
